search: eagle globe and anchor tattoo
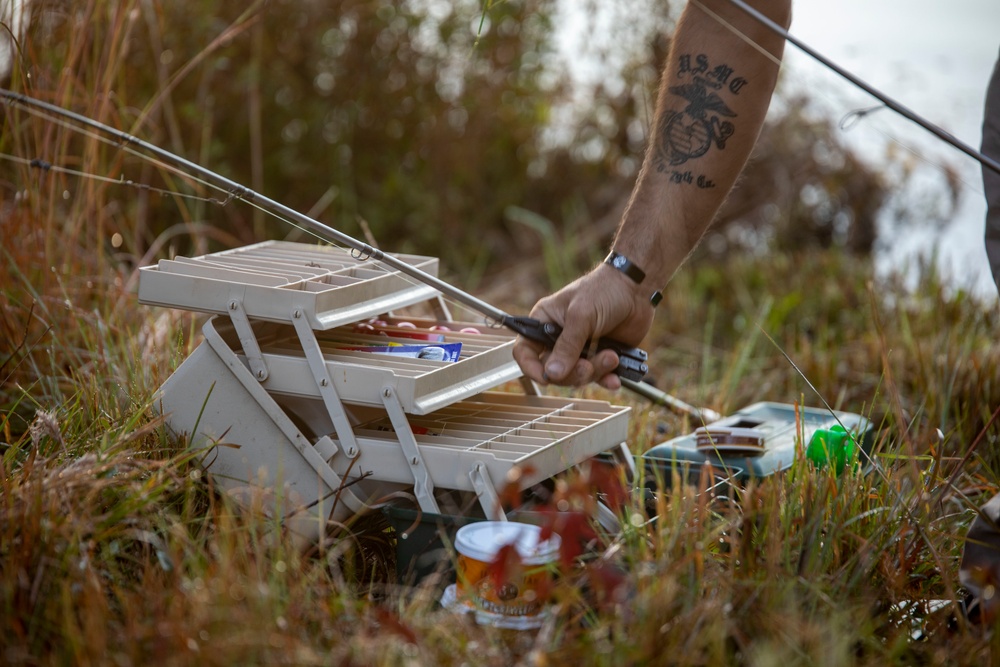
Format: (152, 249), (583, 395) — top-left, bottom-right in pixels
(656, 55), (746, 187)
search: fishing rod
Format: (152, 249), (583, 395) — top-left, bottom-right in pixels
(621, 377), (721, 423)
(720, 0), (1000, 177)
(0, 88), (654, 385)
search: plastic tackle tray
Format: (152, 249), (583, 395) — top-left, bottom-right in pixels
(209, 316), (522, 414)
(137, 240), (440, 329)
(336, 392), (631, 493)
(157, 323), (630, 533)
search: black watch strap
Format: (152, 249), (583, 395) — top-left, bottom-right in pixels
(604, 251), (646, 284)
(605, 251), (663, 307)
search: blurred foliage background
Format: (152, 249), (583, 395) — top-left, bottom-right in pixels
(3, 0), (954, 288)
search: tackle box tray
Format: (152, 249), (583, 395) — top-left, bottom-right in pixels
(208, 315), (522, 415)
(332, 392), (631, 493)
(158, 319), (631, 535)
(137, 240), (440, 329)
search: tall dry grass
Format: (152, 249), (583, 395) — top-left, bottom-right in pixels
(3, 1), (1000, 665)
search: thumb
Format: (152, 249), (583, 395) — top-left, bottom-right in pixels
(543, 315), (592, 383)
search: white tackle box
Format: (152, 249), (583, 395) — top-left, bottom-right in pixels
(141, 241), (632, 542)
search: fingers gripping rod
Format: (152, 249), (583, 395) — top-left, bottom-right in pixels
(0, 89), (651, 380)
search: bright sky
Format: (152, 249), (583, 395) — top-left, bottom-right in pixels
(787, 0), (1000, 299)
(0, 1), (30, 80)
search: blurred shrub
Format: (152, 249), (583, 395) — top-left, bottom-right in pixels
(8, 0), (642, 275)
(703, 94), (959, 260)
(708, 95), (889, 257)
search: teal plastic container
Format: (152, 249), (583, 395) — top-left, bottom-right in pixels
(641, 402), (873, 489)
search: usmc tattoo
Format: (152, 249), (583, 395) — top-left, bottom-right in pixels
(655, 53), (746, 183)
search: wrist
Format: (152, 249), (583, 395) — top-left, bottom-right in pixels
(603, 251), (664, 307)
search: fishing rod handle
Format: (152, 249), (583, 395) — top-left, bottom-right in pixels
(506, 317), (649, 382)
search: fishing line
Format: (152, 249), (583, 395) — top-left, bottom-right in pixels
(689, 0), (782, 68)
(4, 102), (234, 200)
(834, 98), (986, 197)
(756, 323), (952, 592)
(855, 117), (986, 197)
(0, 150), (226, 204)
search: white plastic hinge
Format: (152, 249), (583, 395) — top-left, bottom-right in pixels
(227, 298), (268, 381)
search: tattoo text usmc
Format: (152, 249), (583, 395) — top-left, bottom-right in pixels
(655, 53), (747, 180)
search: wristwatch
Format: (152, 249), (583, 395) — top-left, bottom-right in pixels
(604, 251), (663, 307)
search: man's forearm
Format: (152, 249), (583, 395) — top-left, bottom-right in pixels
(613, 0), (791, 293)
(511, 0), (791, 387)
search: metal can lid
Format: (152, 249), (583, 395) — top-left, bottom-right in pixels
(455, 521), (561, 565)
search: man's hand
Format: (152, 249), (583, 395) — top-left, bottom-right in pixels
(512, 264), (655, 389)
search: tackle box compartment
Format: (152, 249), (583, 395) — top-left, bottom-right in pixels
(137, 240), (440, 329)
